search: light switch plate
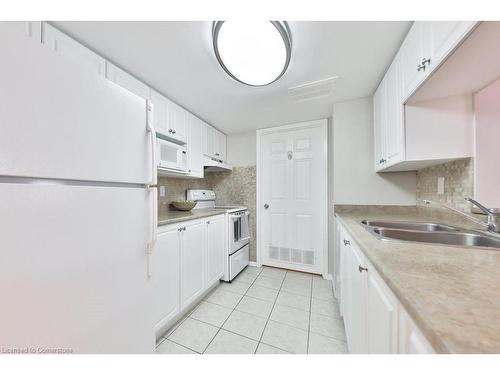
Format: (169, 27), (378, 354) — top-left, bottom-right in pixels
(159, 186), (166, 197)
(437, 177), (445, 195)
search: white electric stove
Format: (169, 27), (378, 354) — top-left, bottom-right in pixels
(186, 189), (250, 282)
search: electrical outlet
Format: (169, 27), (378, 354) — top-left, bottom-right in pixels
(159, 186), (166, 197)
(437, 177), (445, 195)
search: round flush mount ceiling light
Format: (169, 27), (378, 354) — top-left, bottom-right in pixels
(212, 21), (292, 87)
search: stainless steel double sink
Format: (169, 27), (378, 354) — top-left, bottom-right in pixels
(360, 219), (500, 250)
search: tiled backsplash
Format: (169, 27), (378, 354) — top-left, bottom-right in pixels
(416, 158), (474, 212)
(158, 166), (257, 261)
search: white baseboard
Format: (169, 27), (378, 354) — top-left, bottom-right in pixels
(248, 261), (260, 267)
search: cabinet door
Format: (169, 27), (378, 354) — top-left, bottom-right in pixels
(153, 228), (180, 328)
(384, 54), (405, 167)
(218, 131), (227, 161)
(202, 122), (215, 157)
(150, 89), (169, 136)
(373, 80), (386, 171)
(172, 105), (187, 143)
(401, 22), (426, 100)
(426, 21), (476, 73)
(166, 101), (187, 144)
(349, 245), (368, 353)
(187, 116), (204, 178)
(398, 309), (435, 354)
(206, 216), (225, 285)
(42, 23), (105, 77)
(105, 62), (150, 99)
(180, 221), (205, 309)
(367, 269), (398, 353)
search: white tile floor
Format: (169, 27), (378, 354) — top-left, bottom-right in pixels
(156, 265), (348, 354)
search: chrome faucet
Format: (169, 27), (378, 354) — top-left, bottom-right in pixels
(420, 198), (500, 233)
(464, 197), (500, 233)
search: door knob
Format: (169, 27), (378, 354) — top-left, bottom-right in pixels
(264, 204), (269, 209)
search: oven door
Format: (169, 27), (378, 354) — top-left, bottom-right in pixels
(229, 211), (250, 255)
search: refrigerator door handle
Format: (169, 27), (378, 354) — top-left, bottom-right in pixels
(146, 186), (157, 278)
(146, 99), (157, 186)
(146, 100), (158, 278)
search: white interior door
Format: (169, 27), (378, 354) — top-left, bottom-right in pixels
(259, 120), (327, 274)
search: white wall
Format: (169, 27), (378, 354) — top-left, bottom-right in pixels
(226, 131), (256, 167)
(474, 78), (500, 208)
(332, 97), (416, 205)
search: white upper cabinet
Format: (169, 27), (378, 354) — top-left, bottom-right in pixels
(374, 21), (477, 172)
(401, 22), (427, 100)
(165, 100), (187, 144)
(374, 53), (404, 171)
(186, 115), (204, 178)
(150, 89), (169, 136)
(373, 77), (386, 170)
(202, 122), (227, 162)
(105, 62), (150, 99)
(401, 21), (476, 102)
(426, 22), (476, 77)
(42, 23), (105, 77)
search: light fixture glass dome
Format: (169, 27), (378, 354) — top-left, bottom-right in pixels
(213, 21), (291, 87)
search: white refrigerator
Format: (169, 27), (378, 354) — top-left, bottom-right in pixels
(0, 22), (157, 353)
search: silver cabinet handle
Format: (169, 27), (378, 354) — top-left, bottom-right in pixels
(264, 203), (269, 209)
(343, 239), (351, 246)
(417, 63), (425, 72)
(207, 220), (210, 224)
(379, 158), (386, 164)
(422, 57), (431, 66)
(172, 130), (176, 134)
(168, 129), (173, 133)
(359, 265), (368, 273)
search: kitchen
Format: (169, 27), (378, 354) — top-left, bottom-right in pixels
(1, 1), (500, 371)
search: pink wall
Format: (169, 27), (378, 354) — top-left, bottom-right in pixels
(474, 78), (500, 208)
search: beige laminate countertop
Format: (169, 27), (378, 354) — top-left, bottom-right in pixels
(335, 206), (500, 353)
(158, 209), (225, 226)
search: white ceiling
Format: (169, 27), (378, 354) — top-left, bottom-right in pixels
(53, 21), (411, 134)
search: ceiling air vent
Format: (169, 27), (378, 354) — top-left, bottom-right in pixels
(288, 76), (338, 102)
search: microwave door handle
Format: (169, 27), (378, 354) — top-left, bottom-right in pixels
(240, 212), (251, 241)
(233, 217), (239, 242)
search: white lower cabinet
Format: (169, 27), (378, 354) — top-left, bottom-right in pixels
(153, 227), (180, 330)
(367, 266), (398, 353)
(154, 214), (226, 335)
(206, 215), (225, 286)
(338, 220), (434, 354)
(180, 221), (205, 309)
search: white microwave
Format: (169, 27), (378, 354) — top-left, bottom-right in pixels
(157, 138), (187, 172)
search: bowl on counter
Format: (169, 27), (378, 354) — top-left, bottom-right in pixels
(171, 200), (197, 211)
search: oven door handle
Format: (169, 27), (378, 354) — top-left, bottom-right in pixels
(239, 212), (250, 241)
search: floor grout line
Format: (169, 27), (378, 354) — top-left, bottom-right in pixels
(306, 275), (314, 354)
(202, 265), (264, 354)
(254, 269), (287, 354)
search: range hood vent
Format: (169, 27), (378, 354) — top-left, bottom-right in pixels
(203, 156), (233, 172)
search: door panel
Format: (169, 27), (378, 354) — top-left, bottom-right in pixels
(260, 122), (326, 273)
(367, 270), (397, 353)
(206, 216), (225, 285)
(0, 182), (154, 353)
(180, 222), (205, 309)
(0, 22), (152, 184)
(153, 228), (180, 329)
